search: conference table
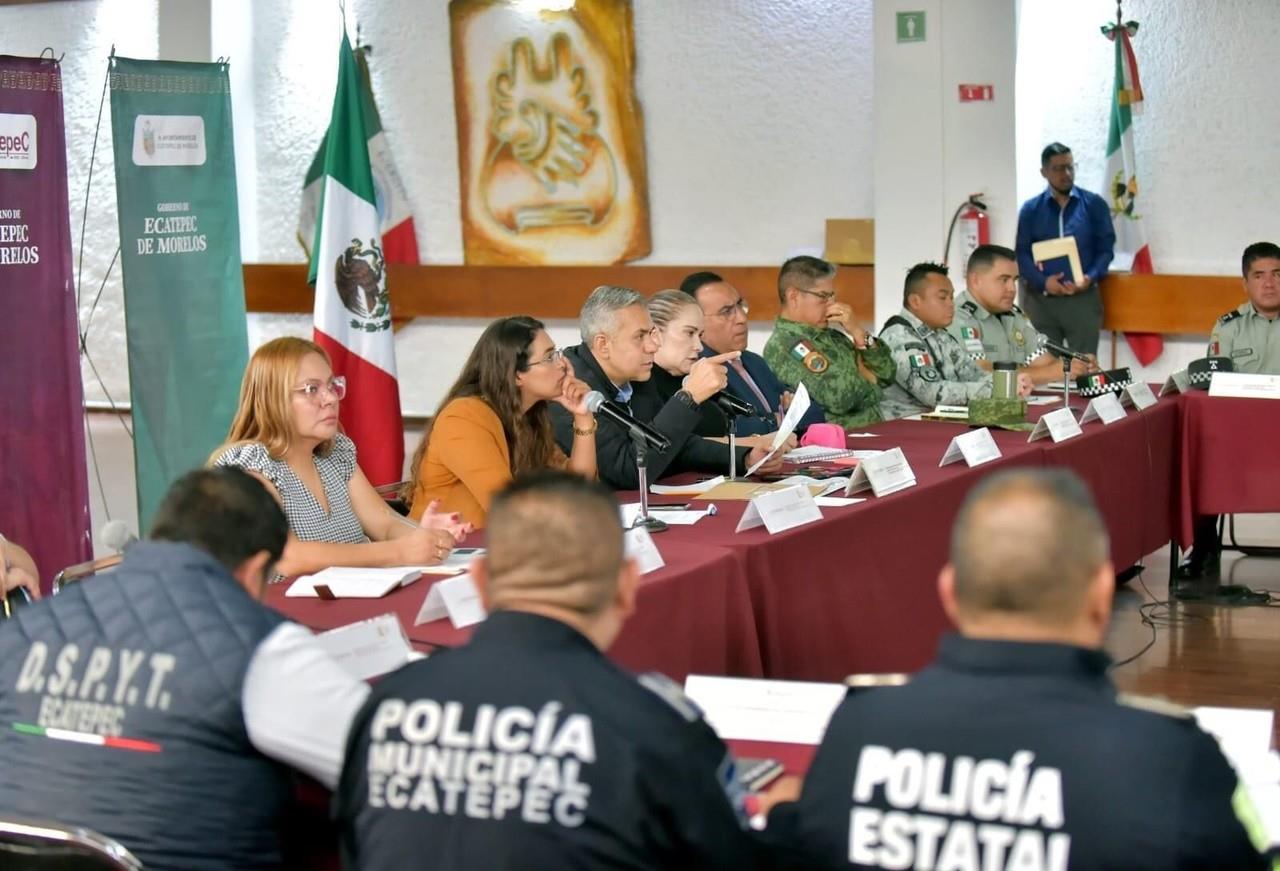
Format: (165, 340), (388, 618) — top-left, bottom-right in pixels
(267, 389), (1234, 685)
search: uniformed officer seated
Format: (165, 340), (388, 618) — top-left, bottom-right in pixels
(879, 262), (1033, 419)
(1178, 239), (1280, 579)
(762, 255), (896, 428)
(0, 467), (370, 870)
(766, 468), (1268, 869)
(337, 470), (778, 869)
(947, 244), (1094, 385)
(681, 270), (826, 436)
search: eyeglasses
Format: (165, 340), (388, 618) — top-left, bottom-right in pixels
(708, 300), (750, 319)
(293, 376), (347, 403)
(528, 348), (565, 367)
(798, 288), (837, 303)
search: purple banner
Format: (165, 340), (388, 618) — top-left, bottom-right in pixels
(0, 56), (92, 592)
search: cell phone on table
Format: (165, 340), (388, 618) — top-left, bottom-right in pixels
(648, 503), (690, 511)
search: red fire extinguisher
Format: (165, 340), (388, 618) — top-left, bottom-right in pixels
(944, 193), (990, 267)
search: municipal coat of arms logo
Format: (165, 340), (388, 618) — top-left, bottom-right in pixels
(335, 238), (391, 332)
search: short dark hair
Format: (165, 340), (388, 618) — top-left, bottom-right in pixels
(149, 467), (288, 576)
(486, 470), (625, 616)
(966, 244), (1017, 276)
(903, 261), (949, 305)
(1041, 142), (1072, 166)
(950, 469), (1108, 623)
(777, 256), (836, 303)
(679, 271), (724, 299)
(1242, 242), (1280, 276)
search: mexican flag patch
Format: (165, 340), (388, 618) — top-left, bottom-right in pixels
(908, 352), (934, 369)
(960, 326), (980, 340)
(791, 341), (814, 361)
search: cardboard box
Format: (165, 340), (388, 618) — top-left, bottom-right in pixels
(824, 219), (875, 265)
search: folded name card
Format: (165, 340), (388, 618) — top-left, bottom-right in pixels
(1079, 391), (1127, 425)
(938, 427), (1002, 468)
(735, 484), (823, 534)
(683, 674), (846, 745)
(846, 447), (917, 497)
(414, 573), (487, 628)
(313, 613), (417, 681)
(1208, 371), (1280, 400)
(1027, 407), (1083, 443)
(1120, 382), (1159, 410)
(624, 525), (666, 574)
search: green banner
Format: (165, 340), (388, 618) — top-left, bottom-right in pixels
(109, 57), (248, 529)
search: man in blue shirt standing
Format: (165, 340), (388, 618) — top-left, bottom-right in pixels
(1015, 142), (1116, 355)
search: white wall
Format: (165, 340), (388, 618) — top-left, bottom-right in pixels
(872, 0), (1018, 322)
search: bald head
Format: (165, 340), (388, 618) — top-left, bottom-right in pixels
(484, 471), (626, 617)
(949, 469), (1109, 628)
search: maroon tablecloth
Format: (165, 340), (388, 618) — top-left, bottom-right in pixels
(1176, 390), (1280, 547)
(266, 537), (761, 684)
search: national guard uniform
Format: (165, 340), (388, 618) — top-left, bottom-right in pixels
(947, 290), (1044, 366)
(765, 635), (1270, 870)
(763, 317), (897, 427)
(336, 610), (771, 870)
(1208, 302), (1280, 374)
(878, 309), (992, 419)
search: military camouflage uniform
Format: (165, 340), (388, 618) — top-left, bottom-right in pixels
(946, 290), (1045, 366)
(762, 317), (896, 427)
(878, 308), (992, 419)
(1207, 302), (1280, 374)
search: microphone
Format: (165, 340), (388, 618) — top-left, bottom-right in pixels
(710, 390), (758, 419)
(1037, 334), (1093, 363)
(584, 391), (672, 452)
(100, 520), (138, 555)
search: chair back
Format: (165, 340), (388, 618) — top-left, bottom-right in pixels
(52, 554), (123, 594)
(0, 816), (143, 870)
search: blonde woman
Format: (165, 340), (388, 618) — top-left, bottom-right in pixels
(211, 337), (465, 577)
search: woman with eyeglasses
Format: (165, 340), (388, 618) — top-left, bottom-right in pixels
(402, 316), (598, 528)
(646, 291), (796, 452)
(211, 337), (466, 577)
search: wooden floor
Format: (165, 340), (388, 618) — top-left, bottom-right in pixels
(1106, 514), (1280, 749)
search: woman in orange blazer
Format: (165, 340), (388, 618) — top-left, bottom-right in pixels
(404, 316), (598, 527)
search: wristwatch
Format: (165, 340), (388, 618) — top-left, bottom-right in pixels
(674, 389), (699, 410)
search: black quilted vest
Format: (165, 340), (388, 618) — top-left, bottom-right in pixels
(0, 541), (290, 870)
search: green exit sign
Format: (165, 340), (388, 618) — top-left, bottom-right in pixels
(897, 11), (926, 43)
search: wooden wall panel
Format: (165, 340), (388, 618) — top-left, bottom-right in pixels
(1100, 274), (1244, 334)
(243, 263), (876, 324)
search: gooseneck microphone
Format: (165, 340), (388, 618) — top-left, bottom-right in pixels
(710, 390), (758, 418)
(584, 391), (672, 452)
(1037, 334), (1093, 363)
(100, 520), (138, 554)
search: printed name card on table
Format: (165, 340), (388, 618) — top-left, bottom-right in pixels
(683, 675), (846, 744)
(313, 613), (419, 681)
(1078, 391), (1127, 425)
(1159, 369), (1190, 396)
(735, 484), (823, 534)
(1120, 382), (1159, 410)
(845, 447), (917, 497)
(1027, 407), (1083, 443)
(414, 573), (487, 628)
(624, 526), (666, 574)
(938, 427), (1002, 468)
(1208, 372), (1280, 400)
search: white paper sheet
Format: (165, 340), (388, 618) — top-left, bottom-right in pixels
(683, 675), (846, 744)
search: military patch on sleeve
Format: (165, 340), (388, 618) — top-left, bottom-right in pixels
(908, 352), (934, 369)
(1209, 338), (1220, 356)
(959, 325), (985, 358)
(1218, 309), (1242, 325)
(792, 340), (829, 373)
(638, 672), (703, 722)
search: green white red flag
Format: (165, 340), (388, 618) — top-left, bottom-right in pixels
(1103, 19), (1162, 365)
(308, 32), (403, 485)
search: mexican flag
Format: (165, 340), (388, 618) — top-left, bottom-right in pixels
(308, 32), (404, 485)
(298, 42), (418, 264)
(1103, 19), (1162, 365)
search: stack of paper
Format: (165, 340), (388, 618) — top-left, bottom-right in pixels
(287, 566), (421, 599)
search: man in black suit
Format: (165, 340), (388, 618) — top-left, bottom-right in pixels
(550, 285), (783, 490)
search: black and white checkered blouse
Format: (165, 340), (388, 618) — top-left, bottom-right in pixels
(214, 433), (368, 544)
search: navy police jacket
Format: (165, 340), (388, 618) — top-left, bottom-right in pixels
(767, 635), (1267, 870)
(337, 609), (771, 869)
(0, 541), (291, 870)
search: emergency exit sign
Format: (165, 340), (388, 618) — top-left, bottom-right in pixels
(958, 84), (995, 102)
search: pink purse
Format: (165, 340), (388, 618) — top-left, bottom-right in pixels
(800, 422), (847, 449)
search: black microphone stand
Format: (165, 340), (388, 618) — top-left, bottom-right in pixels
(629, 429), (668, 533)
(724, 409), (742, 480)
(1060, 353), (1072, 409)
